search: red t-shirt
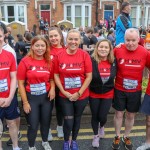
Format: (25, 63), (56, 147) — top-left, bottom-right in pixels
(50, 46), (65, 61)
(17, 56), (54, 94)
(54, 48), (92, 100)
(114, 44), (148, 92)
(90, 60), (114, 99)
(0, 49), (16, 98)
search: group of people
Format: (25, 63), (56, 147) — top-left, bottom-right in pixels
(1, 2), (150, 150)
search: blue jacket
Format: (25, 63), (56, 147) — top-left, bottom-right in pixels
(116, 12), (132, 45)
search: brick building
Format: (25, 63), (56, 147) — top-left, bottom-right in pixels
(0, 0), (149, 34)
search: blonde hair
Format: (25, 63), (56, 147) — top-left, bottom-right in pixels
(91, 39), (114, 63)
(27, 35), (50, 65)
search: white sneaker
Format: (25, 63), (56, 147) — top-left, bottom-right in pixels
(136, 143), (150, 150)
(48, 129), (53, 142)
(56, 126), (64, 138)
(13, 147), (22, 150)
(99, 126), (105, 138)
(29, 147), (36, 150)
(92, 135), (100, 148)
(42, 142), (52, 150)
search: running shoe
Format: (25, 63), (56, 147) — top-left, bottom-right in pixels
(136, 143), (150, 150)
(62, 141), (70, 150)
(112, 136), (121, 149)
(122, 136), (133, 150)
(99, 126), (105, 138)
(29, 147), (37, 150)
(48, 129), (53, 142)
(92, 135), (100, 148)
(70, 140), (79, 150)
(57, 126), (64, 138)
(42, 141), (52, 150)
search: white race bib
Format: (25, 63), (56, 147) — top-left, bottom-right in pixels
(30, 82), (46, 95)
(64, 77), (81, 89)
(0, 79), (8, 92)
(123, 78), (138, 90)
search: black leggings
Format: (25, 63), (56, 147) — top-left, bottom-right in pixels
(89, 98), (112, 135)
(60, 97), (88, 141)
(25, 92), (54, 147)
(55, 87), (63, 126)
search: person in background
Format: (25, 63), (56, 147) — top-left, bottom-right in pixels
(54, 29), (92, 150)
(97, 30), (105, 42)
(17, 35), (55, 150)
(44, 18), (49, 35)
(14, 34), (26, 64)
(5, 27), (15, 48)
(89, 39), (116, 148)
(0, 26), (21, 150)
(112, 28), (148, 150)
(24, 33), (33, 53)
(60, 25), (67, 46)
(107, 30), (116, 48)
(47, 27), (65, 141)
(115, 2), (132, 45)
(39, 17), (45, 35)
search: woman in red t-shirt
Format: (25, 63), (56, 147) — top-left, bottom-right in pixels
(89, 39), (116, 148)
(54, 29), (92, 150)
(17, 35), (55, 150)
(47, 27), (65, 140)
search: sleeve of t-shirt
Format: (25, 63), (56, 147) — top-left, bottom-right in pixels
(10, 53), (17, 72)
(54, 55), (59, 74)
(120, 15), (129, 29)
(146, 51), (150, 68)
(84, 52), (92, 73)
(17, 60), (27, 80)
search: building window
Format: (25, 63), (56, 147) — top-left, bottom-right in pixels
(67, 6), (71, 21)
(130, 7), (136, 27)
(75, 6), (81, 27)
(85, 6), (89, 27)
(8, 6), (15, 22)
(18, 6), (24, 22)
(0, 5), (26, 23)
(40, 5), (50, 11)
(104, 5), (114, 21)
(64, 4), (91, 28)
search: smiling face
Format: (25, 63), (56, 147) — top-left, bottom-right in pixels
(125, 30), (139, 51)
(97, 41), (110, 60)
(49, 30), (62, 47)
(31, 40), (46, 59)
(66, 31), (81, 53)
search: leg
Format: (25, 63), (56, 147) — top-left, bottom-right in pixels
(114, 110), (124, 137)
(124, 111), (136, 137)
(59, 97), (74, 141)
(89, 98), (100, 135)
(40, 94), (54, 142)
(146, 115), (150, 144)
(26, 93), (40, 147)
(98, 98), (112, 127)
(0, 119), (3, 149)
(72, 98), (88, 140)
(6, 119), (18, 148)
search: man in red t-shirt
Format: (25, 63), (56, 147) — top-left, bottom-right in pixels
(112, 28), (149, 150)
(0, 26), (21, 150)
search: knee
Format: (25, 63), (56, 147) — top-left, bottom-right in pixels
(125, 112), (135, 120)
(64, 115), (74, 129)
(7, 120), (17, 129)
(115, 111), (124, 119)
(146, 117), (150, 127)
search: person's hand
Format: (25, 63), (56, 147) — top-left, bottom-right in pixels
(69, 92), (80, 101)
(48, 89), (55, 101)
(63, 91), (72, 99)
(23, 102), (31, 114)
(0, 97), (12, 107)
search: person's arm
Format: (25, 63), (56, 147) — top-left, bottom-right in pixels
(0, 71), (17, 107)
(18, 80), (31, 114)
(69, 72), (92, 101)
(54, 74), (72, 99)
(48, 80), (55, 101)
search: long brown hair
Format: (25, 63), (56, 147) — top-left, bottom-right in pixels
(48, 27), (64, 47)
(27, 35), (50, 65)
(92, 39), (114, 64)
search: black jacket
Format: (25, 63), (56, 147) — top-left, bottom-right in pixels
(90, 57), (116, 94)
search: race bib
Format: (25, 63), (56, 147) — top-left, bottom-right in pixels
(0, 79), (8, 92)
(30, 82), (46, 95)
(123, 78), (138, 90)
(64, 77), (81, 89)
